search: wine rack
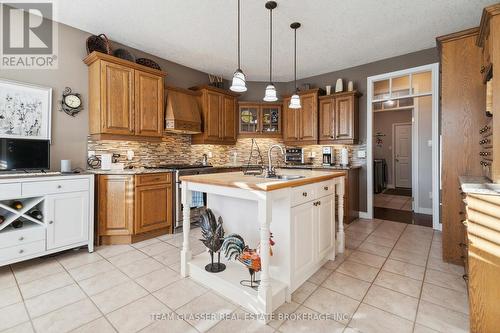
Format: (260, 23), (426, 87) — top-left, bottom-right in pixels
(479, 119), (493, 179)
(0, 197), (45, 232)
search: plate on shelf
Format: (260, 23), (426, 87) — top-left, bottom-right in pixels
(241, 110), (254, 123)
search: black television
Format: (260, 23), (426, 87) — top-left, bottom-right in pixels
(0, 139), (50, 171)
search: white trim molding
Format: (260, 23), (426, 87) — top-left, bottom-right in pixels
(366, 63), (440, 230)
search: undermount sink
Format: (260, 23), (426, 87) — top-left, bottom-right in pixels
(275, 174), (305, 181)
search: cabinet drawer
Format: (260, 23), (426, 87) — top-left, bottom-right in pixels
(0, 226), (45, 249)
(292, 184), (315, 206)
(22, 179), (89, 196)
(315, 180), (334, 197)
(136, 173), (171, 186)
(0, 240), (45, 263)
(0, 183), (22, 200)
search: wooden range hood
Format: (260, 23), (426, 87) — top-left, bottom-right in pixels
(164, 86), (202, 134)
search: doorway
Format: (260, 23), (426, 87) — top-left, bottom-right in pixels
(367, 64), (440, 229)
(394, 123), (412, 188)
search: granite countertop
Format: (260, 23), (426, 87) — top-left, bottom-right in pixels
(280, 164), (362, 170)
(0, 171), (94, 181)
(87, 168), (175, 175)
(180, 169), (345, 192)
(459, 175), (500, 196)
(87, 165), (242, 175)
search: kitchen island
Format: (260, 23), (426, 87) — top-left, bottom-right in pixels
(179, 169), (346, 321)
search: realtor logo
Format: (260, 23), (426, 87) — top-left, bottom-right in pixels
(1, 2), (58, 69)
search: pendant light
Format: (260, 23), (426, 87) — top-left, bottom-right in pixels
(263, 1), (278, 102)
(230, 0), (247, 92)
(289, 22), (301, 109)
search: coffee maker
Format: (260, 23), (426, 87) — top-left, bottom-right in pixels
(322, 147), (334, 166)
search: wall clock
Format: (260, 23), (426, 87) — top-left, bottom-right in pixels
(60, 87), (83, 117)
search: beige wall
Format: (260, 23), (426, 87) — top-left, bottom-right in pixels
(1, 14), (438, 213)
(287, 48), (439, 211)
(0, 19), (209, 170)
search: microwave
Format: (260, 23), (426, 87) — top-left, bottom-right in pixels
(285, 147), (304, 164)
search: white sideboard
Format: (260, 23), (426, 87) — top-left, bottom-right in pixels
(0, 174), (94, 266)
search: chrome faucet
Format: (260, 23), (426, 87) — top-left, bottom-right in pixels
(266, 144), (284, 178)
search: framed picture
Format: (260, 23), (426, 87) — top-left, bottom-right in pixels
(0, 79), (52, 140)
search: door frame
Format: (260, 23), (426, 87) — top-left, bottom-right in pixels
(366, 63), (440, 230)
(392, 122), (412, 190)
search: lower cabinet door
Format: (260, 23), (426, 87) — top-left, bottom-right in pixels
(317, 195), (335, 260)
(135, 184), (171, 234)
(46, 191), (89, 250)
(291, 201), (316, 284)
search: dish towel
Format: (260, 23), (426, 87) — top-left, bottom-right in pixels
(191, 191), (204, 208)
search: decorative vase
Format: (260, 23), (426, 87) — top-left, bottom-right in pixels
(335, 79), (343, 93)
(325, 85), (332, 95)
(348, 81), (354, 91)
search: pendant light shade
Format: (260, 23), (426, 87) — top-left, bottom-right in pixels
(263, 1), (278, 102)
(289, 22), (301, 109)
(230, 0), (247, 92)
(230, 69), (247, 92)
(289, 93), (301, 108)
(264, 84), (278, 102)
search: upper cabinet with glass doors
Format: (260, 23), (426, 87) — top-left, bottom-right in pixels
(373, 71), (431, 112)
(238, 102), (282, 137)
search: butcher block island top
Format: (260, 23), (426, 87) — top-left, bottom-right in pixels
(179, 169), (346, 191)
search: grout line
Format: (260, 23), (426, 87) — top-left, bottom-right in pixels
(8, 265), (36, 333)
(411, 227), (435, 332)
(344, 221), (411, 330)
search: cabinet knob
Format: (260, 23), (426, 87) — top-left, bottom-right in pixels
(19, 249), (24, 254)
(317, 201), (321, 206)
(324, 186), (329, 191)
(18, 237), (24, 241)
(57, 185), (62, 189)
(302, 192), (308, 197)
(49, 221), (54, 224)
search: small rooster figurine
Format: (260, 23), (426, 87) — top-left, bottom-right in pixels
(199, 208), (225, 272)
(221, 233), (275, 289)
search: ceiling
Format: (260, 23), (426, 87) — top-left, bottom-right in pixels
(52, 0), (494, 82)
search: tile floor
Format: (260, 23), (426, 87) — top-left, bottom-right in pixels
(374, 193), (412, 211)
(0, 219), (468, 333)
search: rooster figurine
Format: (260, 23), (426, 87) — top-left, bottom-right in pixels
(199, 208), (226, 272)
(221, 233), (275, 289)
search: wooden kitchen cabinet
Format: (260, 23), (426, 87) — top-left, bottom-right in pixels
(283, 89), (322, 145)
(462, 192), (500, 333)
(134, 71), (164, 137)
(477, 4), (500, 182)
(84, 51), (166, 141)
(238, 102), (282, 137)
(437, 29), (488, 265)
(191, 85), (239, 145)
(319, 91), (361, 144)
(343, 168), (360, 224)
(99, 61), (134, 135)
(96, 173), (173, 244)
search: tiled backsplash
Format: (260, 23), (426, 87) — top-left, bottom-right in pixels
(87, 134), (366, 168)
